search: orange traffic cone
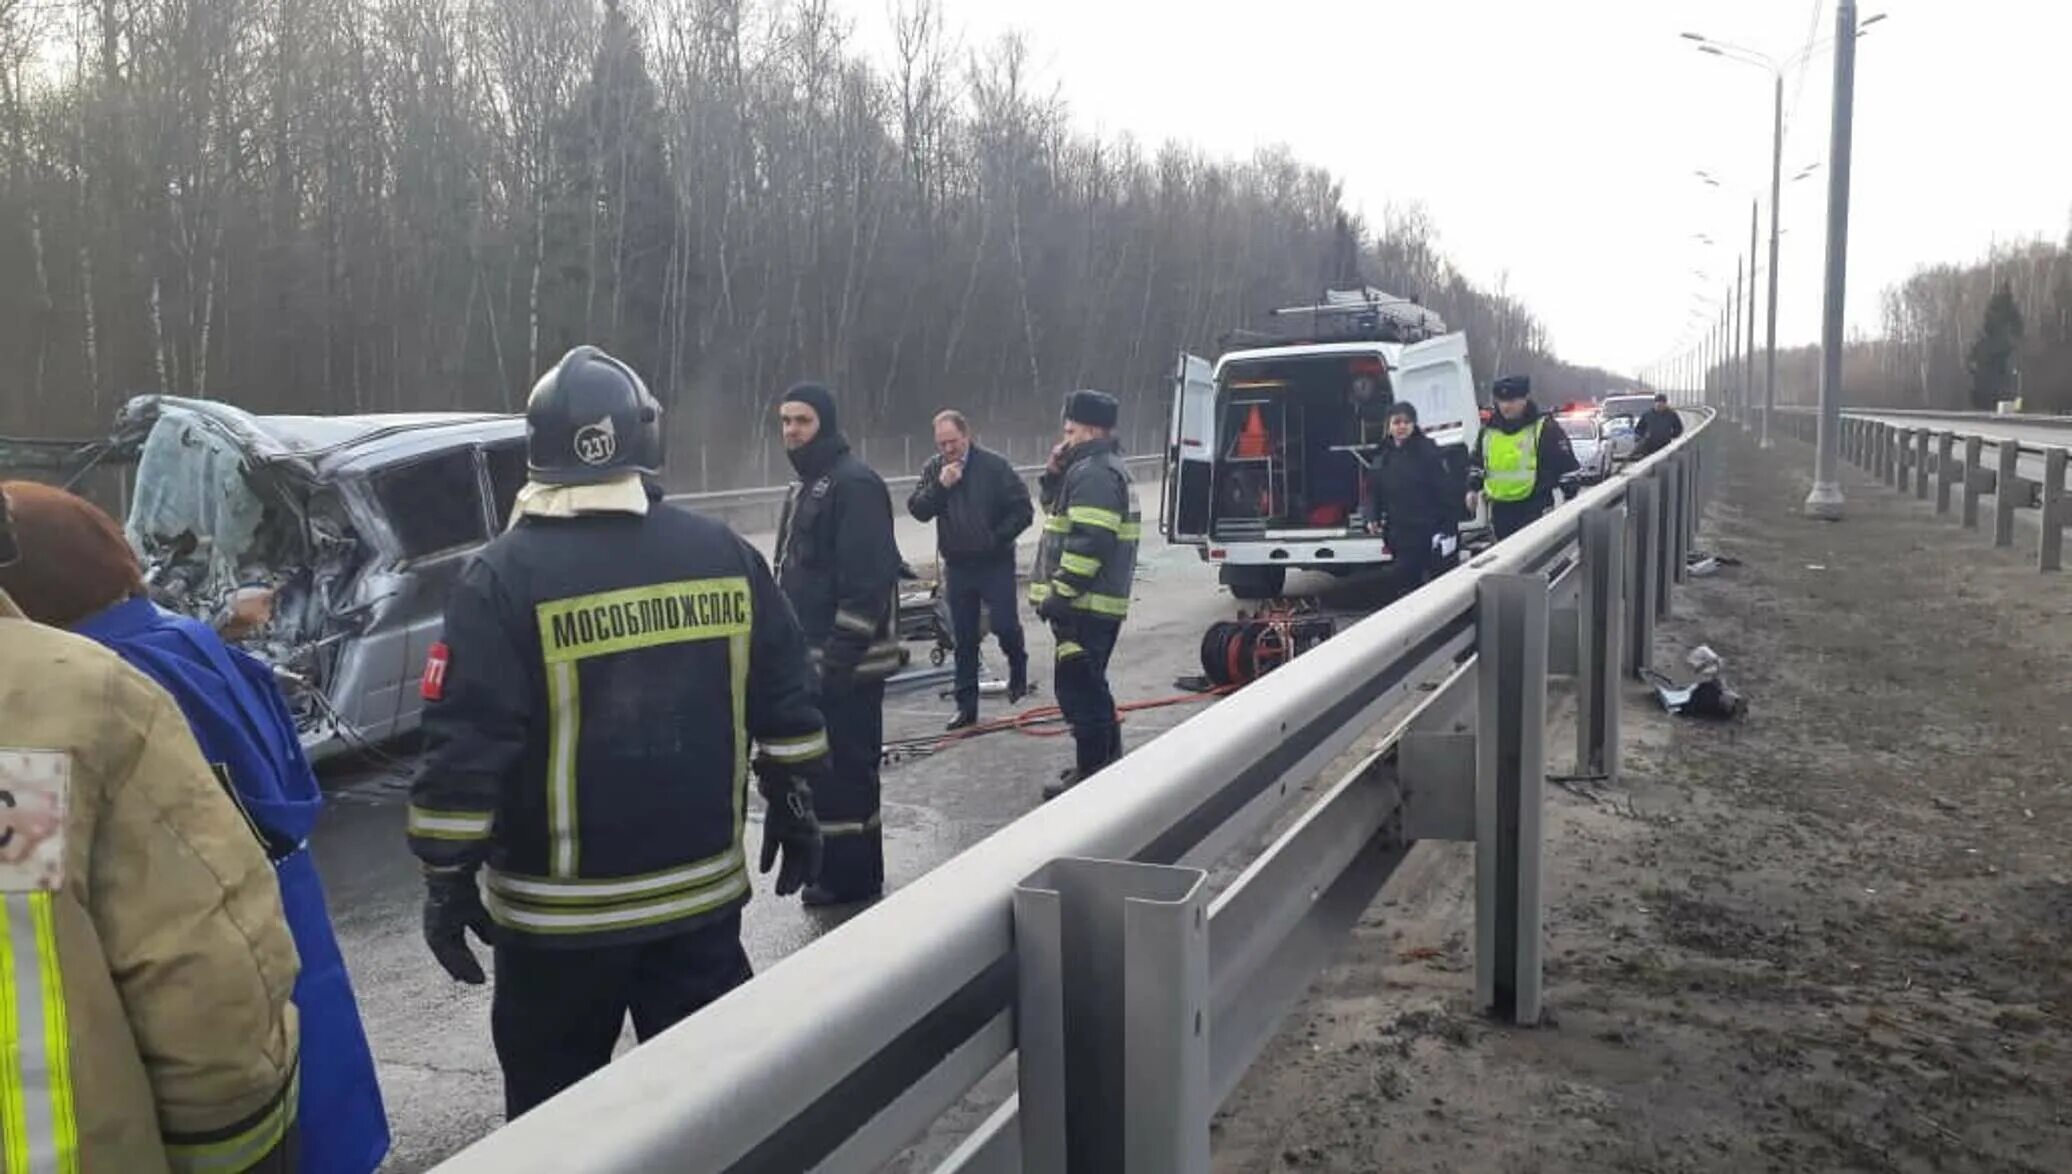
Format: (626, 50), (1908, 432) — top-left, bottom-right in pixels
(1235, 404), (1272, 459)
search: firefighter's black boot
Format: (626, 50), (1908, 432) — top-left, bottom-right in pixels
(1042, 766), (1080, 802)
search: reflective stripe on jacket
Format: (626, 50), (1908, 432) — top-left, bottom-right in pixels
(0, 590), (301, 1174)
(1481, 418), (1544, 503)
(775, 445), (905, 683)
(1029, 439), (1140, 619)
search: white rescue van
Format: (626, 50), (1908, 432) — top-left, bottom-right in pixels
(1162, 290), (1482, 600)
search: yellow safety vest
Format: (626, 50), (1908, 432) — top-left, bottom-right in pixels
(1482, 419), (1544, 503)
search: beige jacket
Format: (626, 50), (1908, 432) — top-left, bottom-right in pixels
(0, 589), (300, 1173)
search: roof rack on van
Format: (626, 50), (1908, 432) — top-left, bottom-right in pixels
(1255, 287), (1448, 346)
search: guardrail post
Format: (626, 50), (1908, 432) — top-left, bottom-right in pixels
(1657, 465), (1679, 616)
(1576, 508), (1625, 783)
(1935, 432), (1956, 515)
(1884, 425), (1900, 488)
(1995, 441), (2020, 548)
(1895, 428), (1912, 494)
(1014, 858), (1211, 1174)
(2041, 447), (2067, 573)
(1962, 436), (1984, 529)
(1626, 477), (1658, 678)
(1913, 429), (1931, 501)
(1476, 573), (1548, 1027)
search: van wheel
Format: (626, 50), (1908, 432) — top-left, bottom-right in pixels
(1221, 565), (1286, 601)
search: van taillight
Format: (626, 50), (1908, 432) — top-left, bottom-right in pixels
(1208, 548), (1226, 560)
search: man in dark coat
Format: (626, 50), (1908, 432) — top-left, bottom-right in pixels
(1364, 401), (1457, 590)
(908, 410), (1034, 729)
(774, 382), (906, 906)
(1631, 393), (1686, 459)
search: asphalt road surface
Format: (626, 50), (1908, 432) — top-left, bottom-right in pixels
(318, 506), (1413, 1171)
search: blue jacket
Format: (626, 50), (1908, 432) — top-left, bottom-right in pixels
(76, 597), (390, 1174)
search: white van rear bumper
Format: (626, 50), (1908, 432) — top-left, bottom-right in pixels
(1203, 538), (1393, 567)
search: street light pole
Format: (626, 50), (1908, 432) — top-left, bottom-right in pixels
(1762, 74), (1783, 447)
(1747, 199), (1759, 439)
(1732, 261), (1744, 425)
(1806, 0), (1859, 519)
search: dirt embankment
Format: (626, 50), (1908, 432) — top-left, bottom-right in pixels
(1212, 431), (2072, 1173)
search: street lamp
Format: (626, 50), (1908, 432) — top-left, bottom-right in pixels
(1806, 1), (1870, 518)
(1684, 12), (1887, 454)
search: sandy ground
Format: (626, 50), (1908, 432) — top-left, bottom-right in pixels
(1211, 428), (2072, 1173)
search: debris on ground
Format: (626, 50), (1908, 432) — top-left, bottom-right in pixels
(1644, 668), (1746, 720)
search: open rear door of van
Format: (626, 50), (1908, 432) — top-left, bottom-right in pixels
(1164, 351), (1216, 543)
(1394, 332), (1479, 452)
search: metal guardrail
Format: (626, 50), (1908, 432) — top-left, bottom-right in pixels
(666, 455), (1164, 537)
(1777, 411), (2070, 572)
(434, 411), (1719, 1174)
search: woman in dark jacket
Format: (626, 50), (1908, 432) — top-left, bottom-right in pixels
(1365, 402), (1457, 589)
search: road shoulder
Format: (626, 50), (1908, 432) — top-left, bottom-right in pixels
(1211, 430), (2072, 1172)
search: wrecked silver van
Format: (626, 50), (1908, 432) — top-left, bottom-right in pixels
(109, 396), (527, 763)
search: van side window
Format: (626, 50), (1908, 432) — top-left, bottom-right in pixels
(484, 441), (528, 529)
(373, 451), (490, 559)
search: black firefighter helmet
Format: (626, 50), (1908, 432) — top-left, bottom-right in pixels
(525, 346), (664, 485)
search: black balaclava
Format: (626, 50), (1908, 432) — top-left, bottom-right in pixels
(783, 382), (850, 479)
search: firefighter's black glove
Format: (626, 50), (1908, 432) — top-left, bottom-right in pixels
(1036, 588), (1076, 625)
(422, 867), (495, 985)
(754, 757), (824, 897)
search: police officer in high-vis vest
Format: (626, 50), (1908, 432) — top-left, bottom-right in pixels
(1469, 375), (1580, 541)
(408, 346), (828, 1119)
(1030, 390), (1141, 801)
(0, 485), (303, 1173)
(773, 382), (905, 907)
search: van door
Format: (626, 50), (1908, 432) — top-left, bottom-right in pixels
(1395, 332), (1478, 452)
(1164, 351), (1217, 543)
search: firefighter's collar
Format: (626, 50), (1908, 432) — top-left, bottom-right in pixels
(510, 475), (651, 527)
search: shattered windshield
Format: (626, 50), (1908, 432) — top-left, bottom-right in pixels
(126, 407), (274, 586)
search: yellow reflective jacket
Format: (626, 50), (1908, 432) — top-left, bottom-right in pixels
(0, 590), (301, 1174)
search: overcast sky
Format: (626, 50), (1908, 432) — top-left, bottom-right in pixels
(831, 0), (2072, 377)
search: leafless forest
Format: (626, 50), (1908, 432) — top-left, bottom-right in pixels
(1709, 228), (2072, 414)
(0, 0), (1640, 486)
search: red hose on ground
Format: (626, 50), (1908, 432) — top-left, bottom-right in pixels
(905, 685), (1237, 751)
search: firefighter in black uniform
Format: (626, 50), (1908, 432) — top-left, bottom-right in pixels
(773, 382), (905, 907)
(407, 346), (827, 1120)
(1031, 390), (1141, 801)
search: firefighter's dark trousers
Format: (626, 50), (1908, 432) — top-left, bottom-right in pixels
(1051, 615), (1123, 776)
(491, 913), (752, 1119)
(946, 553), (1027, 714)
(816, 679), (886, 898)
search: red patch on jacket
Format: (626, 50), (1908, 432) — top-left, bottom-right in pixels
(421, 642), (451, 701)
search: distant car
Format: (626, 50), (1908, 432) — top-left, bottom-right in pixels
(1600, 415), (1640, 466)
(1597, 394), (1657, 427)
(1557, 413), (1615, 483)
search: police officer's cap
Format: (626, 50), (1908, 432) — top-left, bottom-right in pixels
(1063, 389), (1120, 430)
(1492, 376), (1532, 401)
(525, 346), (664, 486)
